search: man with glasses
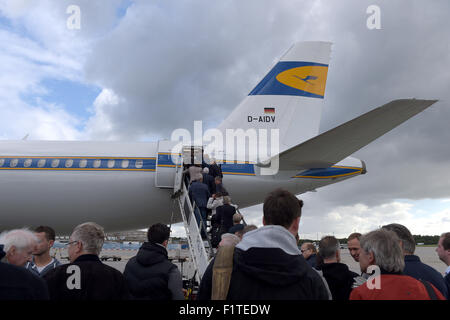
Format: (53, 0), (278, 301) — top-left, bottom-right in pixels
(301, 242), (318, 269)
(44, 222), (129, 300)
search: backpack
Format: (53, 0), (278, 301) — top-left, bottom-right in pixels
(211, 244), (236, 300)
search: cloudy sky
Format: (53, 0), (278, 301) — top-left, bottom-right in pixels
(0, 0), (449, 239)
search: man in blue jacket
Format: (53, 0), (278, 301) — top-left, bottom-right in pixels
(189, 177), (210, 238)
(383, 223), (448, 299)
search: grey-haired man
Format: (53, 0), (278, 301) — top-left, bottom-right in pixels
(44, 222), (129, 300)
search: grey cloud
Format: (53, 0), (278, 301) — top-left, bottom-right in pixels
(80, 1), (450, 232)
(84, 0), (320, 139)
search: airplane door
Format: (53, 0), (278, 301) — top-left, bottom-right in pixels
(155, 140), (181, 188)
(181, 145), (204, 165)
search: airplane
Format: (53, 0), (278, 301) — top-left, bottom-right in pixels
(0, 41), (437, 234)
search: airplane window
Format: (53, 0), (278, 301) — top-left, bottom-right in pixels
(0, 159), (4, 167)
(10, 159), (18, 167)
(51, 159), (60, 168)
(93, 159), (101, 168)
(37, 159), (46, 168)
(135, 160), (143, 169)
(65, 159), (73, 168)
(107, 159), (115, 168)
(79, 159), (87, 168)
(24, 159), (32, 167)
(121, 160), (129, 168)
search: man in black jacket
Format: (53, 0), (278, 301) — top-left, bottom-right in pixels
(208, 160), (223, 179)
(124, 223), (184, 300)
(198, 188), (329, 300)
(316, 236), (358, 300)
(202, 167), (215, 195)
(215, 196), (236, 237)
(0, 245), (49, 300)
(44, 222), (129, 300)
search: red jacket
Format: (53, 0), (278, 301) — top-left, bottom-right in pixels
(350, 274), (446, 300)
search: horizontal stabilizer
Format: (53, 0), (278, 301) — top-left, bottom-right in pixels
(273, 99), (437, 170)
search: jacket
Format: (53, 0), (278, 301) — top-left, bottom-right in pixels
(306, 253), (318, 269)
(186, 165), (203, 183)
(189, 181), (210, 208)
(197, 225), (329, 300)
(43, 254), (129, 300)
(207, 196), (223, 215)
(214, 183), (228, 195)
(202, 173), (215, 194)
(350, 273), (446, 300)
(316, 262), (358, 300)
(445, 273), (450, 295)
(403, 254), (448, 299)
(124, 242), (184, 300)
(26, 257), (62, 277)
(209, 163), (223, 178)
(215, 204), (236, 233)
(0, 245), (49, 300)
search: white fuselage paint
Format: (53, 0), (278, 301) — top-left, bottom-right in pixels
(0, 140), (363, 233)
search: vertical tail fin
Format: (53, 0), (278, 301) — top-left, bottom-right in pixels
(217, 41), (332, 154)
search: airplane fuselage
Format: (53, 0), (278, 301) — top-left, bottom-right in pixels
(0, 140), (364, 233)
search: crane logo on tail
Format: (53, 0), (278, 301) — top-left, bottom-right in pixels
(249, 61), (328, 99)
(276, 65), (328, 97)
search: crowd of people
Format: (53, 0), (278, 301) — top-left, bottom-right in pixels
(0, 187), (449, 300)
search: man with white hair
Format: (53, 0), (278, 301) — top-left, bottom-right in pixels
(350, 229), (445, 300)
(0, 230), (49, 299)
(0, 228), (37, 267)
(43, 222), (129, 300)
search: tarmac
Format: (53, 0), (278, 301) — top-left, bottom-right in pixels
(52, 246), (447, 279)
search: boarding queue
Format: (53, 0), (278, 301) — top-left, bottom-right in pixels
(0, 188), (449, 300)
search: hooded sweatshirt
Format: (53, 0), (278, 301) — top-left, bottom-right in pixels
(198, 225), (329, 300)
(124, 242), (184, 300)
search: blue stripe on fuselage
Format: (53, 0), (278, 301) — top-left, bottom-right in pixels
(294, 166), (361, 179)
(0, 157), (156, 171)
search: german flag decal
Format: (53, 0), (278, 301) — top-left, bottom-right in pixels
(264, 107), (275, 114)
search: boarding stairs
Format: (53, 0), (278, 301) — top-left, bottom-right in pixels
(172, 157), (213, 284)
